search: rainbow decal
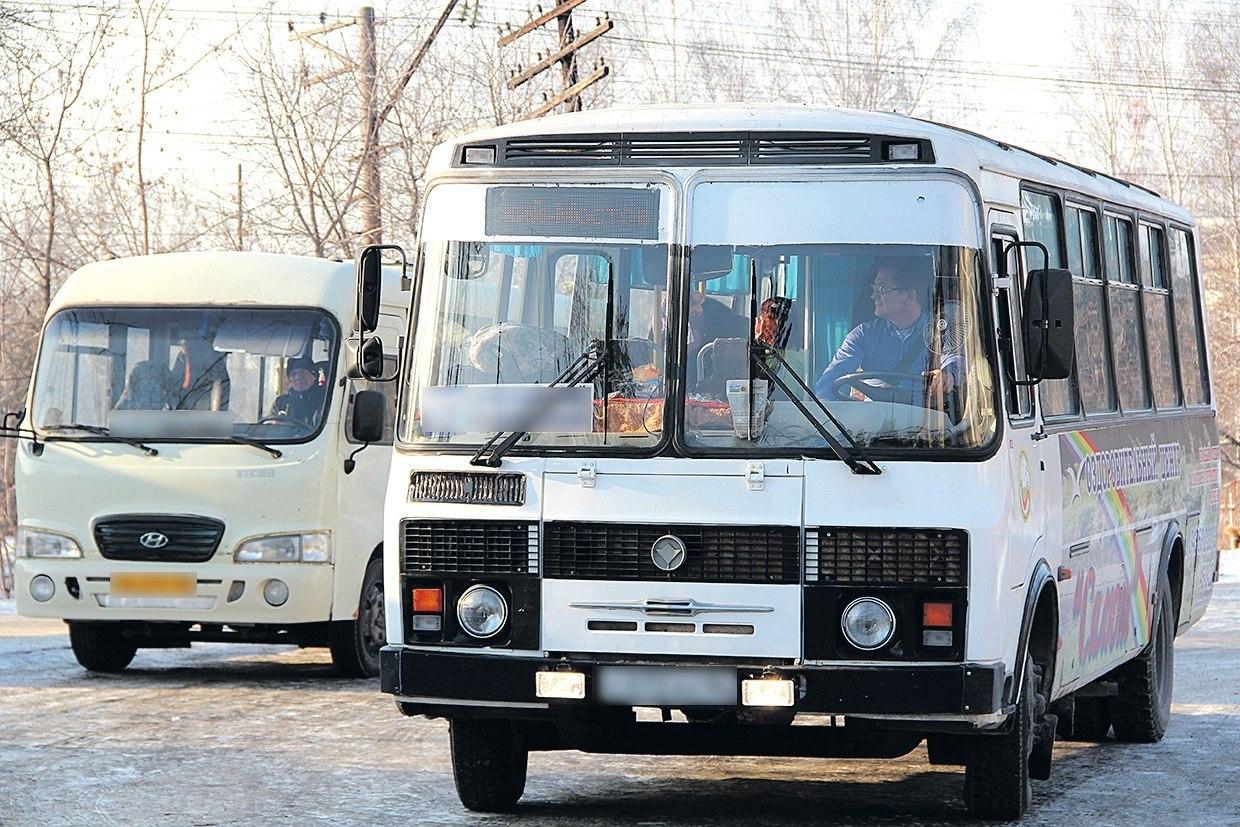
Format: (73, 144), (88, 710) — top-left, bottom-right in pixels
(1063, 430), (1152, 648)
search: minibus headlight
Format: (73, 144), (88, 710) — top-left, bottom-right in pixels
(17, 528), (82, 559)
(841, 597), (896, 651)
(456, 585), (507, 639)
(235, 532), (331, 563)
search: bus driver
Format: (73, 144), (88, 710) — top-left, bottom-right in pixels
(813, 259), (960, 408)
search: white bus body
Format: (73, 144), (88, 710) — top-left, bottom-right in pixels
(14, 252), (408, 677)
(371, 105), (1220, 818)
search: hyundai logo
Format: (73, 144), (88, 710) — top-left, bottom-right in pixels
(650, 534), (687, 572)
(139, 532), (170, 550)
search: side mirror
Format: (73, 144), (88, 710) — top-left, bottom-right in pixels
(350, 389), (386, 444)
(356, 246), (383, 334)
(1023, 268), (1075, 381)
(347, 336), (385, 380)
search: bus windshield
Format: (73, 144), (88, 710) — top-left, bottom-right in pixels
(32, 307), (339, 442)
(400, 183), (671, 449)
(681, 243), (997, 452)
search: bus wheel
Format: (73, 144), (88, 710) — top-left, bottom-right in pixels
(1111, 578), (1175, 743)
(963, 654), (1039, 820)
(328, 557), (384, 678)
(68, 621), (137, 673)
(449, 718), (528, 813)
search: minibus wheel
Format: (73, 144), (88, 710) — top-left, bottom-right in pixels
(449, 718), (528, 812)
(1111, 578), (1174, 743)
(328, 556), (384, 678)
(68, 621), (137, 673)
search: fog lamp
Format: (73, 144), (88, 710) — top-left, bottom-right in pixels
(263, 578), (289, 607)
(29, 574), (55, 603)
(741, 678), (795, 707)
(456, 585), (507, 639)
(535, 671), (586, 700)
(841, 596), (896, 650)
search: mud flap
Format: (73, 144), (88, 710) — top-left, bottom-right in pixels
(1029, 712), (1057, 780)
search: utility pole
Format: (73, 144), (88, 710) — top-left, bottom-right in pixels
(235, 163), (244, 251)
(500, 1), (612, 120)
(358, 6), (381, 246)
(289, 2), (459, 248)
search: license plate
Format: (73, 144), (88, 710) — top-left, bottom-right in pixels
(111, 572), (196, 598)
(595, 665), (736, 706)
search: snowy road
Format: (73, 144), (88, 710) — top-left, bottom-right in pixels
(1, 580), (1238, 825)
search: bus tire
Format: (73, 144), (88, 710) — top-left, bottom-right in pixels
(1111, 578), (1174, 743)
(449, 718), (528, 813)
(963, 654), (1036, 820)
(68, 621), (137, 673)
(328, 557), (384, 678)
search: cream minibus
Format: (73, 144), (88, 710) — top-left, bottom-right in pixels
(361, 105), (1219, 819)
(13, 251), (406, 677)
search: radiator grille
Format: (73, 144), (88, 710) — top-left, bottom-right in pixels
(543, 522), (800, 583)
(408, 472), (525, 506)
(402, 520), (538, 575)
(94, 515), (225, 563)
(808, 527), (967, 586)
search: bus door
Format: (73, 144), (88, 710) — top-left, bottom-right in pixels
(990, 218), (1062, 684)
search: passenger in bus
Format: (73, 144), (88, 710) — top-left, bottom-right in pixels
(114, 360), (173, 411)
(268, 356), (325, 426)
(813, 260), (961, 408)
(171, 337), (230, 411)
(687, 288), (748, 397)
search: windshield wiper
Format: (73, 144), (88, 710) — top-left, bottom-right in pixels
(44, 424), (159, 457)
(745, 258), (880, 475)
(227, 435), (283, 459)
(470, 340), (610, 468)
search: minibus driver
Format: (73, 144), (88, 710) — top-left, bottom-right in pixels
(269, 356), (326, 427)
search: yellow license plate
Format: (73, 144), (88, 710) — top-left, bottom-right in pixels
(111, 572), (196, 598)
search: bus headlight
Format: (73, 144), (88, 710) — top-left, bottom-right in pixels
(456, 585), (507, 639)
(841, 597), (896, 651)
(17, 528), (82, 559)
(235, 532), (331, 563)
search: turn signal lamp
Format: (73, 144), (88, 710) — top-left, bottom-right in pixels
(922, 601), (953, 629)
(412, 587), (444, 613)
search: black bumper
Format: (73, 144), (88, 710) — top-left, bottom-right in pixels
(381, 647), (1005, 718)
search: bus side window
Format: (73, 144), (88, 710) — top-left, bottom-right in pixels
(347, 355), (398, 444)
(1139, 223), (1181, 409)
(1021, 190), (1078, 417)
(1169, 228), (1210, 405)
(1066, 204), (1115, 415)
(1104, 213), (1151, 411)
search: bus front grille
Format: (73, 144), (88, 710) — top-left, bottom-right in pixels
(806, 527), (967, 586)
(401, 520), (539, 575)
(94, 515), (225, 563)
(543, 522), (800, 584)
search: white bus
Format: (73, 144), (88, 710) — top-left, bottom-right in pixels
(361, 105), (1220, 819)
(13, 251), (407, 677)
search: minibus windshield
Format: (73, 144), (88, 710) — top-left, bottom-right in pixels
(32, 307), (338, 443)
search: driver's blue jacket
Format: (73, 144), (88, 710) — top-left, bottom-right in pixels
(813, 315), (964, 401)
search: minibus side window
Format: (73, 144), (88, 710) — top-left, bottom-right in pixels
(1066, 204), (1115, 415)
(1022, 189), (1078, 416)
(1104, 213), (1151, 411)
(1139, 223), (1181, 409)
(991, 231), (1031, 420)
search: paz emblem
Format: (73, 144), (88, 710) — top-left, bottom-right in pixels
(650, 534), (687, 572)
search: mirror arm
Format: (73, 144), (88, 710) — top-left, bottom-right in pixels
(343, 441), (369, 474)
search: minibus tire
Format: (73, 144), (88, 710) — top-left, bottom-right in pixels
(449, 718), (528, 813)
(963, 654), (1035, 819)
(1111, 579), (1174, 743)
(68, 622), (137, 673)
(328, 557), (384, 679)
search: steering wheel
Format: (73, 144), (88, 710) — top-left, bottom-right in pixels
(832, 371), (928, 403)
(258, 414), (312, 429)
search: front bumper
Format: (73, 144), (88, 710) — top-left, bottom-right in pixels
(13, 558), (335, 624)
(381, 646), (1005, 719)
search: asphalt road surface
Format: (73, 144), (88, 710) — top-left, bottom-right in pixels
(2, 579), (1238, 826)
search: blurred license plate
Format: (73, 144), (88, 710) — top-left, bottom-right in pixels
(111, 572), (196, 598)
(595, 665), (736, 706)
